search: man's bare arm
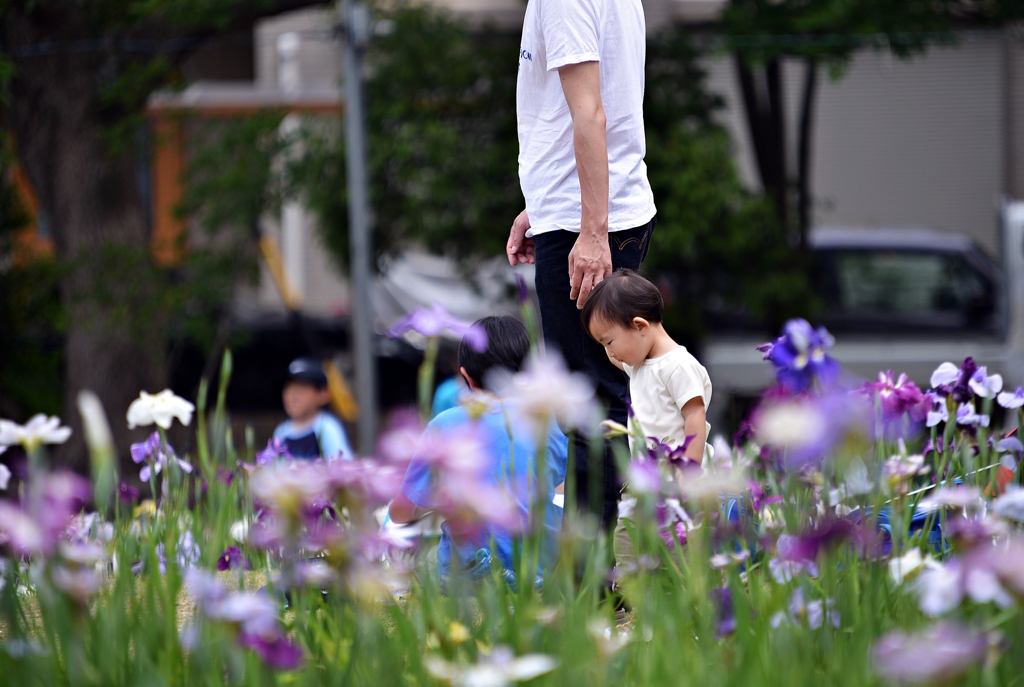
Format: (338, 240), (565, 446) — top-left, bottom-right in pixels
(558, 61), (610, 309)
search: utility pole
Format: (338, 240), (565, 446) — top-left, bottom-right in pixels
(340, 0), (378, 454)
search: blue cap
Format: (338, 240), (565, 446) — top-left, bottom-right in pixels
(286, 357), (328, 389)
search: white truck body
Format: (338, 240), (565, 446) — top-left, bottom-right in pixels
(703, 201), (1024, 431)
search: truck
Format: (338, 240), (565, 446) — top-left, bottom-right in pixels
(703, 200), (1024, 433)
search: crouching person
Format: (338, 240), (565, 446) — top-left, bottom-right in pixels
(388, 315), (568, 590)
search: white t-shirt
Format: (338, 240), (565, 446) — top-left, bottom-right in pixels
(516, 0), (656, 236)
(623, 347), (712, 455)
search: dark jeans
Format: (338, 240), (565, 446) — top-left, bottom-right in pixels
(533, 217), (656, 528)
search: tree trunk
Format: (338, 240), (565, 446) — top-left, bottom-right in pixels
(734, 54), (788, 227)
(797, 58), (819, 250)
(6, 12), (166, 469)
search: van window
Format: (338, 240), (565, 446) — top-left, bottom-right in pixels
(826, 250), (995, 330)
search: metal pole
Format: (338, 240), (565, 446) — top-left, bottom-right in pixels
(340, 0), (377, 454)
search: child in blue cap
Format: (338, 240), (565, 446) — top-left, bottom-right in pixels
(273, 357), (354, 461)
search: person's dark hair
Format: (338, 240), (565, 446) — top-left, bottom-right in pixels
(458, 315), (530, 391)
(580, 269), (663, 337)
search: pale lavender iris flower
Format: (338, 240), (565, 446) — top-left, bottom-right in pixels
(997, 386), (1024, 409)
(387, 303), (488, 352)
(955, 402), (989, 428)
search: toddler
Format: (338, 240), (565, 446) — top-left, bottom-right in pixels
(580, 270), (712, 571)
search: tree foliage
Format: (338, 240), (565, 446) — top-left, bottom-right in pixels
(289, 3), (813, 344)
(0, 0), (326, 461)
(294, 3), (522, 271)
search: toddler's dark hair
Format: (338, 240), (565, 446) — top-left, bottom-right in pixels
(580, 269), (663, 337)
(458, 315), (530, 390)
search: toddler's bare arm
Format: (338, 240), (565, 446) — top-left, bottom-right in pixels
(680, 397), (706, 464)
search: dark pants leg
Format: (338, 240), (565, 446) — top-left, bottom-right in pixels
(533, 217), (656, 527)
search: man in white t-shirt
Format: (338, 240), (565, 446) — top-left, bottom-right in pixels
(506, 0), (657, 527)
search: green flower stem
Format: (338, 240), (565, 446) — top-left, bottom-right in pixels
(418, 336), (441, 422)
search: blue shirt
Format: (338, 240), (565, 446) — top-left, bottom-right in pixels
(431, 376), (467, 418)
(273, 411), (354, 461)
(399, 403), (568, 581)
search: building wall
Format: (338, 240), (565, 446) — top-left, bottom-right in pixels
(703, 32), (1015, 258)
(1009, 32), (1024, 201)
(255, 8), (342, 89)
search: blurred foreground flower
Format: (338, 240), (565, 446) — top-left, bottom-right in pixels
(492, 351), (600, 434)
(992, 487), (1024, 522)
(918, 486), (983, 513)
(770, 588), (839, 630)
(882, 453), (929, 494)
(753, 389), (869, 468)
(186, 570), (302, 670)
(126, 390), (194, 429)
(0, 472), (90, 556)
(757, 319), (839, 393)
(889, 548), (929, 585)
(387, 303), (488, 352)
(0, 415), (72, 451)
(872, 621), (990, 686)
(425, 646), (558, 687)
(52, 541), (108, 603)
(0, 463), (9, 491)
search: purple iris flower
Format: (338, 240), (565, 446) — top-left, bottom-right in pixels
(923, 436), (955, 457)
(771, 589), (839, 630)
(626, 458), (662, 494)
(238, 633), (304, 670)
(217, 546), (249, 571)
(130, 431), (192, 482)
(660, 521), (688, 550)
(757, 319), (840, 393)
(515, 273), (530, 305)
(387, 303), (488, 353)
(747, 481), (782, 511)
(118, 481), (139, 504)
(647, 435), (697, 468)
(256, 437), (290, 465)
(862, 371), (928, 422)
(130, 432), (162, 464)
(951, 358), (978, 402)
(925, 392), (949, 428)
(711, 587), (736, 638)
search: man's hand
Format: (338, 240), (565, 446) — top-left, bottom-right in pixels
(569, 231), (611, 307)
(507, 209), (535, 266)
(558, 61), (609, 309)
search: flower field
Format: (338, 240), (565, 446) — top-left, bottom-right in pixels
(3, 314), (1024, 687)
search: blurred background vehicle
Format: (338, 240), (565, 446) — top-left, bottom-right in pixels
(703, 201), (1024, 433)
